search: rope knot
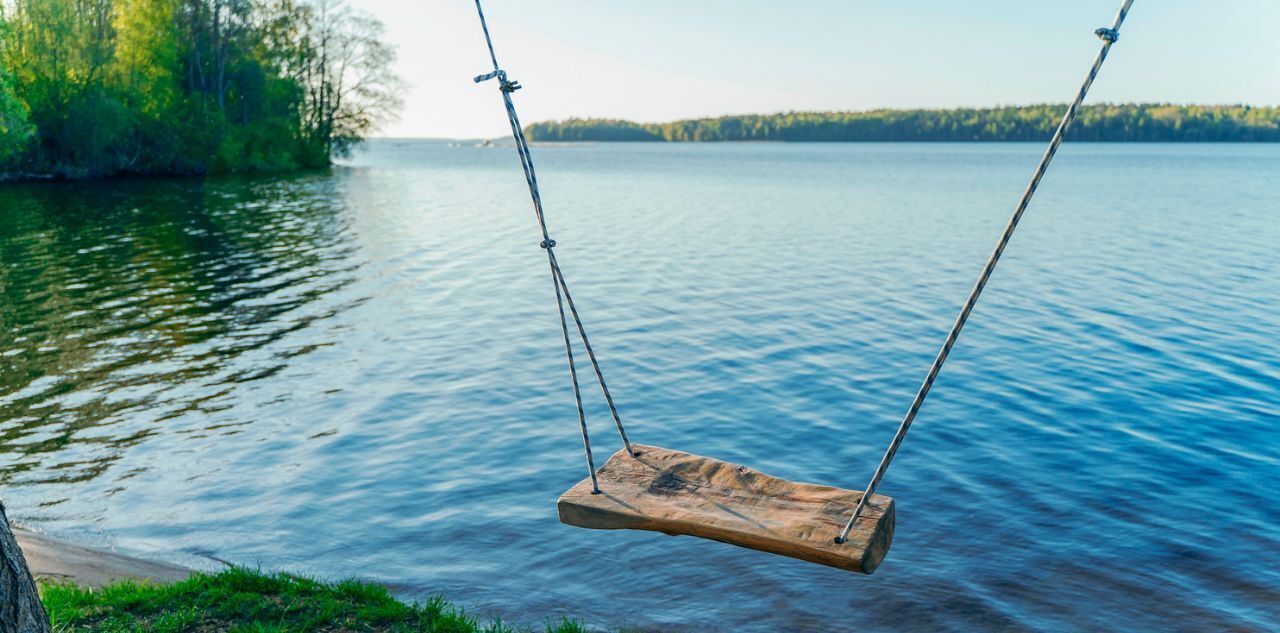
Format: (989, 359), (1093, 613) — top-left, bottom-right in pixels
(1094, 27), (1118, 43)
(473, 69), (522, 92)
(473, 69), (504, 83)
(540, 238), (557, 249)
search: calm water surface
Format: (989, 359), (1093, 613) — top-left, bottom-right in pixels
(1, 142), (1278, 631)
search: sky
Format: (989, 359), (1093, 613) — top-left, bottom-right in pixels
(349, 1), (1280, 139)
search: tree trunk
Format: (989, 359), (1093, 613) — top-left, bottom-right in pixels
(0, 502), (51, 633)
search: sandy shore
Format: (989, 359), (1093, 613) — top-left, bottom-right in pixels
(15, 527), (192, 588)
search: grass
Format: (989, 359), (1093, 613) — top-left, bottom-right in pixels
(40, 567), (588, 633)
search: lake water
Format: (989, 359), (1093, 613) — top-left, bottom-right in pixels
(1, 141), (1278, 631)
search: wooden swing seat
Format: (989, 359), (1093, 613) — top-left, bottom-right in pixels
(557, 444), (895, 574)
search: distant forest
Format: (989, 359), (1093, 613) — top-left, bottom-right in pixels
(525, 105), (1280, 143)
(0, 0), (402, 179)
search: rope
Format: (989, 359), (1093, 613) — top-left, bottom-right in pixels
(835, 0), (1137, 544)
(471, 0), (636, 493)
(549, 251), (636, 455)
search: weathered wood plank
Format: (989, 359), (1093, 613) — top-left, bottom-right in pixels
(558, 444), (894, 574)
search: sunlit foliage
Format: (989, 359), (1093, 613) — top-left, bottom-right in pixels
(0, 0), (401, 176)
(0, 13), (35, 163)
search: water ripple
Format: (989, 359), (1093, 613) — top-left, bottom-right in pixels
(2, 143), (1278, 631)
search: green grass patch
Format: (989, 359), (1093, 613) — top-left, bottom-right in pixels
(40, 567), (588, 633)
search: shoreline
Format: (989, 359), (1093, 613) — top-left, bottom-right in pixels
(17, 528), (590, 632)
(0, 164), (331, 184)
(14, 527), (192, 588)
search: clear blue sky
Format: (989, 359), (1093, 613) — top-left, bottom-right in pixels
(353, 1), (1280, 139)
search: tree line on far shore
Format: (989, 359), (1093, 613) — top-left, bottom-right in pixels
(524, 105), (1280, 143)
(0, 0), (402, 178)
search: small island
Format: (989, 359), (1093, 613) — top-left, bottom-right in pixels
(524, 105), (1280, 143)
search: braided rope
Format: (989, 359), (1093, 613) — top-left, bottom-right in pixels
(549, 251), (636, 455)
(836, 0), (1137, 544)
(471, 0), (635, 493)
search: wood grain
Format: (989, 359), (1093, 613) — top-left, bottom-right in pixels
(558, 444), (894, 574)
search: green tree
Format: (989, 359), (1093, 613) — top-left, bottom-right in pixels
(0, 0), (402, 177)
(111, 0), (187, 170)
(0, 12), (35, 165)
(4, 0), (124, 171)
(298, 0), (402, 159)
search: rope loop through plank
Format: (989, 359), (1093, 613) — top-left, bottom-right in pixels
(471, 0), (636, 494)
(836, 0), (1137, 544)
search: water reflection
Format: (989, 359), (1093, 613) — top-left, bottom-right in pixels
(0, 175), (361, 486)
